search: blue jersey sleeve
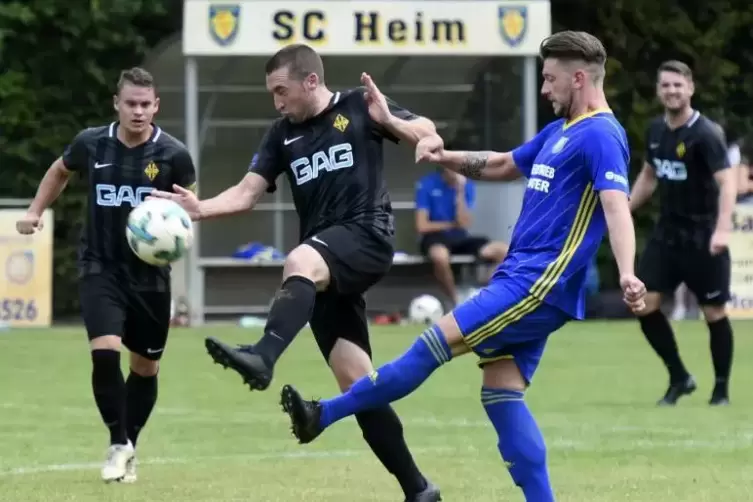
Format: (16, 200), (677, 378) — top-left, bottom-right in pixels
(511, 120), (563, 177)
(415, 179), (431, 211)
(465, 182), (476, 209)
(586, 127), (630, 193)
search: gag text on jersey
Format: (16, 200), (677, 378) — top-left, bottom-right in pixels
(96, 184), (152, 207)
(290, 142), (354, 186)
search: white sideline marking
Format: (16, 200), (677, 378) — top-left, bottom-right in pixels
(0, 447), (455, 477)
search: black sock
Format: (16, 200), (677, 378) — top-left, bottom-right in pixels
(708, 317), (733, 391)
(356, 407), (427, 498)
(255, 275), (316, 366)
(125, 371), (159, 447)
(639, 310), (689, 383)
(91, 349), (128, 445)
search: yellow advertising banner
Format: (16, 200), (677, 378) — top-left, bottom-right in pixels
(0, 209), (54, 327)
(727, 203), (753, 318)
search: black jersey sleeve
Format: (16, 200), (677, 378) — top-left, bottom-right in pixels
(643, 119), (658, 168)
(355, 86), (419, 144)
(248, 122), (284, 193)
(698, 123), (730, 173)
(171, 148), (198, 192)
(61, 129), (92, 172)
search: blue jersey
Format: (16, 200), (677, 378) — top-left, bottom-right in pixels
(500, 109), (630, 319)
(415, 171), (475, 239)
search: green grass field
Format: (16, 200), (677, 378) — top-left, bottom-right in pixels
(0, 321), (751, 501)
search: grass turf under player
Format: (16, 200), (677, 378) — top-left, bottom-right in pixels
(280, 31), (647, 502)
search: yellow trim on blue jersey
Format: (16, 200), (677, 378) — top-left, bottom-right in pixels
(563, 108), (613, 130)
(463, 184), (599, 348)
(185, 182), (197, 193)
(477, 353), (514, 368)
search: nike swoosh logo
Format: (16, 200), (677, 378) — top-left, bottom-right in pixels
(146, 348), (164, 354)
(94, 162), (113, 169)
(284, 136), (303, 145)
(311, 236), (328, 247)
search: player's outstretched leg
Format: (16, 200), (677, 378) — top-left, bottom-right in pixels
(281, 323), (457, 443)
(481, 373), (554, 502)
(91, 347), (134, 482)
(702, 306), (734, 406)
(206, 247), (324, 390)
(637, 293), (695, 405)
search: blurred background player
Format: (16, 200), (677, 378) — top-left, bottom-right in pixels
(414, 164), (508, 308)
(629, 61), (736, 406)
(16, 68), (197, 482)
(280, 31), (646, 502)
(152, 44), (441, 501)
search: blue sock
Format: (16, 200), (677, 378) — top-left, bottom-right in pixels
(482, 387), (555, 502)
(319, 326), (452, 428)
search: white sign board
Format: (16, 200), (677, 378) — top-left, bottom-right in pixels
(184, 1), (551, 56)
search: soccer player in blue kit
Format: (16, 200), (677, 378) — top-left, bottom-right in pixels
(281, 31), (647, 501)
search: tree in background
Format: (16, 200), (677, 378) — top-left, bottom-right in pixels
(0, 0), (181, 315)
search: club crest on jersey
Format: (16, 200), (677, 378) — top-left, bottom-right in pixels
(498, 6), (528, 47)
(144, 161), (159, 181)
(209, 4), (240, 46)
(676, 142), (686, 158)
(333, 114), (350, 133)
(551, 137), (569, 154)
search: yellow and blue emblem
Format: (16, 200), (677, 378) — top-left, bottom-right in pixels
(209, 4), (241, 46)
(498, 6), (528, 47)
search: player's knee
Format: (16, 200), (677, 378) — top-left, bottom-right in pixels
(481, 242), (508, 261)
(130, 352), (159, 377)
(636, 291), (662, 316)
(483, 359), (527, 392)
(328, 338), (373, 391)
(701, 304), (727, 323)
(89, 335), (121, 351)
(283, 244), (330, 290)
(428, 245), (451, 267)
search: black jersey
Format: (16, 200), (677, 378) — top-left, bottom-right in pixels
(644, 111), (729, 248)
(62, 122), (196, 291)
(249, 88), (417, 241)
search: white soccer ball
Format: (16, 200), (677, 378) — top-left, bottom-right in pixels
(126, 198), (194, 266)
(408, 294), (444, 325)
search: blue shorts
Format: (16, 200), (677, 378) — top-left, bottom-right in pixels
(453, 278), (572, 383)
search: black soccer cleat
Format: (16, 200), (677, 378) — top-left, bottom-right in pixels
(656, 375), (697, 406)
(205, 337), (273, 391)
(709, 383), (730, 406)
(280, 384), (323, 444)
(407, 481), (441, 502)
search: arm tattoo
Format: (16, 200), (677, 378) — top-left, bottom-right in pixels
(458, 152), (489, 179)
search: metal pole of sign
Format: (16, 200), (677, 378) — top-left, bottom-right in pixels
(185, 56), (205, 326)
(522, 56), (538, 141)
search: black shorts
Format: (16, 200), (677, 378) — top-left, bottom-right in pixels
(419, 232), (489, 257)
(638, 239), (731, 306)
(79, 272), (172, 360)
(302, 223), (394, 359)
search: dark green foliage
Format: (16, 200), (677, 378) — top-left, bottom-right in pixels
(550, 0), (753, 288)
(0, 0), (180, 315)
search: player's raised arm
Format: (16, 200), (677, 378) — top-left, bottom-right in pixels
(17, 130), (87, 234)
(628, 161), (657, 212)
(418, 144), (520, 181)
(361, 73), (436, 147)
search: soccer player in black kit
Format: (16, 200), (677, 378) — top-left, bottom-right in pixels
(152, 44), (441, 501)
(629, 61), (736, 406)
(16, 68), (196, 482)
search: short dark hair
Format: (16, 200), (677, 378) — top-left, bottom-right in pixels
(117, 67), (156, 94)
(539, 30), (607, 66)
(265, 44), (324, 82)
(657, 60), (693, 81)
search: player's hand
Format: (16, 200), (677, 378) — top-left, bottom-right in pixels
(619, 274), (647, 313)
(361, 73), (391, 126)
(149, 185), (201, 220)
(415, 135), (445, 164)
(709, 229), (729, 255)
(16, 211), (43, 235)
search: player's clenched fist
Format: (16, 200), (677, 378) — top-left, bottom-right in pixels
(415, 134), (445, 163)
(619, 274), (647, 313)
(16, 212), (43, 235)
